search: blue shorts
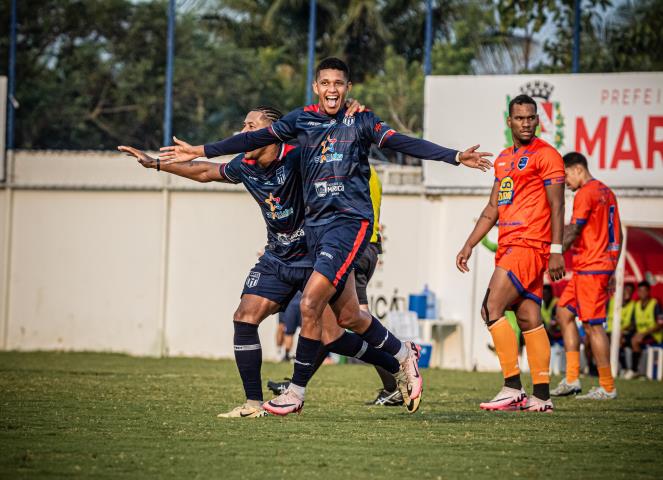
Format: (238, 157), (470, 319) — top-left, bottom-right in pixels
(242, 254), (311, 311)
(279, 291), (302, 335)
(306, 217), (372, 301)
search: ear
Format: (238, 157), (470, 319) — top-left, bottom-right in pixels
(506, 115), (512, 128)
(347, 81), (353, 92)
(312, 81), (320, 97)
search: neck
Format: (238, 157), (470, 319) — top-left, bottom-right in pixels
(578, 170), (594, 187)
(248, 144), (281, 168)
(512, 136), (533, 150)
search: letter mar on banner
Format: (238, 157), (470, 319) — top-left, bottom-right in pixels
(423, 73), (663, 191)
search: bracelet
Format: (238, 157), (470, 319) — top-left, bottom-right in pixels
(156, 158), (160, 172)
(550, 244), (562, 254)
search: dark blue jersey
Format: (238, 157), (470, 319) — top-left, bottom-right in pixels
(221, 144), (310, 267)
(268, 106), (395, 226)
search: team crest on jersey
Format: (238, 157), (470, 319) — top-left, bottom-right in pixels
(276, 166), (286, 185)
(314, 135), (343, 163)
(517, 156), (529, 170)
(497, 176), (514, 206)
(264, 193), (293, 220)
(343, 116), (355, 126)
(503, 80), (565, 149)
(245, 271), (260, 288)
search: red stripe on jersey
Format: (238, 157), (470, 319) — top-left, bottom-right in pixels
(304, 104), (320, 112)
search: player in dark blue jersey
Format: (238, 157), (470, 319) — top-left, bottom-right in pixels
(160, 58), (493, 415)
(119, 105), (405, 418)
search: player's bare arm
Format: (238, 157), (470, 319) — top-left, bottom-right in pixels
(456, 181), (499, 273)
(545, 182), (565, 281)
(562, 223), (583, 252)
(118, 145), (225, 183)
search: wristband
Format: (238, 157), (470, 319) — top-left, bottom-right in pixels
(156, 158), (160, 172)
(550, 244), (562, 254)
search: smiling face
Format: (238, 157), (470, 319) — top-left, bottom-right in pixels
(507, 103), (539, 146)
(313, 68), (352, 116)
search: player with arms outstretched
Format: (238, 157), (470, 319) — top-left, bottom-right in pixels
(160, 58), (493, 415)
(456, 94), (565, 413)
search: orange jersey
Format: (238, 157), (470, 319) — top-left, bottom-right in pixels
(570, 179), (621, 272)
(494, 137), (565, 247)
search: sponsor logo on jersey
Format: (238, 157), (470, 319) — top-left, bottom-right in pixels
(314, 180), (345, 197)
(276, 228), (305, 246)
(264, 193), (293, 220)
(497, 176), (514, 206)
(320, 251), (334, 260)
(314, 135), (343, 163)
(307, 121), (322, 126)
(517, 156), (529, 170)
(245, 271), (260, 288)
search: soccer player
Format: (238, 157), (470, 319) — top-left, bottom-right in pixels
(550, 152), (622, 400)
(118, 106), (403, 418)
(159, 57), (493, 415)
(456, 94), (565, 413)
(625, 281), (663, 379)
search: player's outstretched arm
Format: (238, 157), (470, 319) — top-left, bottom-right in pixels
(381, 134), (493, 171)
(545, 182), (566, 281)
(118, 145), (225, 183)
(456, 181), (499, 273)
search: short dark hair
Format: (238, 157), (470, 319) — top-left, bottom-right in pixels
(252, 105), (283, 123)
(638, 280), (651, 289)
(624, 282), (636, 291)
(508, 94), (537, 115)
(563, 151), (588, 169)
(315, 57), (350, 81)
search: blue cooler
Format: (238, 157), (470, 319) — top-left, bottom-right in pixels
(417, 343), (433, 368)
(408, 294), (427, 319)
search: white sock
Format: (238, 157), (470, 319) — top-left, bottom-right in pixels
(394, 342), (409, 363)
(289, 382), (306, 400)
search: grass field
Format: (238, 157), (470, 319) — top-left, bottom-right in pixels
(1, 352), (663, 479)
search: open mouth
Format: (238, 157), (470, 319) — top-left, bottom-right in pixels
(325, 95), (339, 108)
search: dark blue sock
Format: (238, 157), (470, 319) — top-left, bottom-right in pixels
(360, 316), (403, 356)
(233, 321), (262, 402)
(291, 336), (322, 388)
(326, 331), (400, 374)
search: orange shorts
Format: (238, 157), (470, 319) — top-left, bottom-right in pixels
(495, 244), (549, 305)
(558, 273), (610, 325)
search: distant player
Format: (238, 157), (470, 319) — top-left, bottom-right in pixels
(606, 282), (635, 373)
(541, 284), (561, 343)
(160, 57), (493, 415)
(625, 281), (663, 379)
(119, 106), (403, 418)
(456, 94), (565, 413)
(551, 152), (622, 400)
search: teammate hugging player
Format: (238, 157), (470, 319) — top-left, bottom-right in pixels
(551, 151), (622, 400)
(119, 105), (404, 418)
(160, 57), (493, 415)
(456, 94), (566, 413)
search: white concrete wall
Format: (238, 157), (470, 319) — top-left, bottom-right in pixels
(2, 150), (662, 370)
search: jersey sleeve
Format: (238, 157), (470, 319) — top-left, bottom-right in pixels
(268, 108), (303, 142)
(571, 187), (593, 226)
(218, 154), (243, 184)
(538, 147), (565, 186)
(359, 112), (397, 147)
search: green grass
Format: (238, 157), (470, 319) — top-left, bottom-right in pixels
(1, 352), (663, 479)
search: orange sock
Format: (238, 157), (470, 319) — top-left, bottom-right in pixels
(598, 366), (615, 392)
(488, 317), (520, 379)
(523, 325), (551, 385)
(566, 351), (580, 383)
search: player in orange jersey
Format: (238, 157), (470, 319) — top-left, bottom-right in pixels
(456, 94), (565, 413)
(551, 152), (622, 400)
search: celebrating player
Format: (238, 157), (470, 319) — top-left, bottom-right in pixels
(551, 152), (622, 399)
(456, 94), (565, 413)
(159, 57), (493, 415)
(119, 106), (404, 418)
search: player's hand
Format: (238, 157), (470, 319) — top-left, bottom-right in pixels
(159, 136), (199, 164)
(607, 274), (616, 295)
(458, 145), (493, 171)
(548, 253), (565, 282)
(345, 98), (366, 116)
(456, 244), (473, 273)
(117, 145), (157, 169)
